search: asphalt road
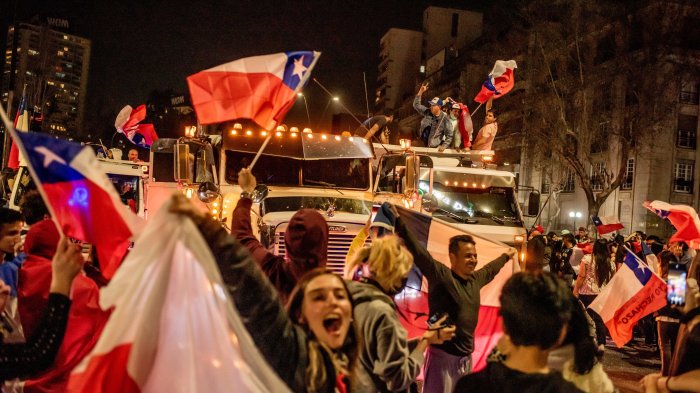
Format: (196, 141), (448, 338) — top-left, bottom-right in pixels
(602, 338), (661, 393)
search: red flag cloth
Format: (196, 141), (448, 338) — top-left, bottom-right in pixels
(592, 216), (624, 235)
(589, 251), (667, 347)
(187, 51), (320, 129)
(18, 220), (110, 393)
(14, 131), (142, 279)
(7, 91), (30, 169)
(577, 241), (593, 255)
(114, 105), (158, 148)
(644, 200), (700, 248)
(122, 104), (146, 130)
(457, 103), (473, 148)
(474, 60), (518, 104)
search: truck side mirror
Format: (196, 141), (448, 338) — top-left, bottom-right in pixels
(422, 193), (439, 213)
(174, 142), (193, 183)
(527, 191), (540, 216)
(250, 184), (269, 203)
(197, 182), (220, 203)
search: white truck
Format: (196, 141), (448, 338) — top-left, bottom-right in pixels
(146, 131), (537, 273)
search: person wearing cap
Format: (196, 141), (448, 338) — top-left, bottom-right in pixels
(344, 203), (396, 279)
(445, 102), (464, 151)
(232, 168), (329, 304)
(414, 82), (453, 151)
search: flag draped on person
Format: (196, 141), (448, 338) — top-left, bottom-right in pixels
(114, 104), (159, 148)
(8, 130), (141, 279)
(592, 215), (624, 235)
(7, 87), (30, 170)
(67, 201), (291, 393)
(644, 200), (700, 248)
(457, 103), (473, 148)
(393, 206), (515, 371)
(473, 60), (518, 104)
(187, 51), (321, 130)
(588, 250), (667, 347)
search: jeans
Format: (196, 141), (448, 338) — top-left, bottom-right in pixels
(422, 346), (472, 393)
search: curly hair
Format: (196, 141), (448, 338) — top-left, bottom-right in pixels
(348, 235), (413, 293)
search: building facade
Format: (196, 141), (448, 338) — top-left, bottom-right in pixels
(1, 19), (91, 136)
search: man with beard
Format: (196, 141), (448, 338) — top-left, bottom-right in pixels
(472, 108), (498, 151)
(393, 206), (516, 393)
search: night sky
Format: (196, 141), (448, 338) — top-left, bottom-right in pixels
(4, 0), (487, 132)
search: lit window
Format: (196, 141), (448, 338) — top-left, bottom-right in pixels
(621, 159), (634, 190)
(674, 162), (694, 193)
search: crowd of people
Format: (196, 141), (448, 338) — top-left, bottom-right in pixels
(1, 167), (699, 392)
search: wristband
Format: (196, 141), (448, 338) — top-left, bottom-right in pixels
(240, 191), (251, 200)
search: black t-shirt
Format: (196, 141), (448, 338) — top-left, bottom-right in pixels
(354, 116), (388, 137)
(454, 362), (583, 393)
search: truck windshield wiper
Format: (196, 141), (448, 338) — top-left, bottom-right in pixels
(435, 208), (478, 224)
(474, 210), (505, 225)
(304, 179), (344, 195)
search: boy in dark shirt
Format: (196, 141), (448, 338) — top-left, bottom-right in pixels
(454, 272), (583, 392)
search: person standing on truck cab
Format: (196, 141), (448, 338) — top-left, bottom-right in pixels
(355, 113), (394, 142)
(413, 82), (453, 152)
(231, 168), (329, 304)
(127, 149), (140, 163)
(471, 108), (498, 151)
(390, 204), (517, 393)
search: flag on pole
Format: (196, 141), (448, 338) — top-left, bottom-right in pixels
(592, 215), (624, 235)
(10, 131), (141, 279)
(473, 60), (518, 104)
(7, 87), (30, 169)
(68, 201), (290, 393)
(588, 250), (667, 347)
(457, 103), (473, 148)
(114, 104), (159, 148)
(187, 51), (321, 129)
(644, 200), (700, 248)
(393, 206), (515, 371)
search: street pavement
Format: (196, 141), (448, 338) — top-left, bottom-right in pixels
(602, 338), (661, 393)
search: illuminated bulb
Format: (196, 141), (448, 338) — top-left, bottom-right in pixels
(233, 123), (243, 130)
(245, 130), (253, 136)
(261, 131), (268, 136)
(321, 134), (327, 140)
(349, 137), (354, 142)
(213, 202), (219, 207)
(302, 128), (312, 134)
(334, 135), (341, 141)
(276, 131), (282, 137)
(276, 125), (285, 132)
(481, 184), (487, 188)
(362, 138), (368, 143)
(472, 183), (477, 187)
(463, 182), (468, 187)
(212, 209), (218, 214)
(290, 127), (299, 133)
(291, 132), (298, 138)
(230, 130), (237, 135)
(307, 133), (313, 139)
(185, 189), (193, 199)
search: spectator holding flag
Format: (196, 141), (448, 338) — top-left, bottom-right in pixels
(471, 104), (498, 151)
(573, 239), (616, 351)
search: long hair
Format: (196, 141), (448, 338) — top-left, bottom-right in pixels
(562, 296), (598, 374)
(592, 239), (613, 286)
(347, 235), (413, 294)
(286, 268), (359, 393)
(658, 250), (678, 280)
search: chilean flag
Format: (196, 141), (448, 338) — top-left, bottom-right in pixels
(588, 250), (667, 347)
(187, 51), (320, 129)
(392, 206), (515, 371)
(592, 215), (624, 235)
(7, 89), (30, 169)
(13, 131), (141, 279)
(114, 104), (159, 148)
(473, 60), (517, 104)
(644, 200), (700, 248)
(68, 203), (290, 393)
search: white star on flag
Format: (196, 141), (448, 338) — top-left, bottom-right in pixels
(636, 259), (647, 272)
(34, 146), (66, 167)
(292, 55), (307, 80)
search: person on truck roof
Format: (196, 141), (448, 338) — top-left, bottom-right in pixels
(471, 108), (498, 151)
(232, 168), (328, 304)
(354, 113), (394, 142)
(414, 82), (453, 152)
(127, 149), (140, 163)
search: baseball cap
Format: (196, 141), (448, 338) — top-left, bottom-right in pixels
(561, 229), (571, 235)
(451, 103), (460, 110)
(429, 97), (443, 107)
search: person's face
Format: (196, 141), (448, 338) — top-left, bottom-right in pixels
(0, 221), (23, 254)
(450, 108), (459, 118)
(128, 150), (139, 161)
(671, 242), (684, 257)
(301, 274), (352, 350)
(430, 105), (441, 116)
(449, 241), (478, 279)
(578, 229), (586, 237)
(485, 112), (496, 124)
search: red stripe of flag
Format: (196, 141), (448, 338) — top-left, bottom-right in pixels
(67, 344), (140, 393)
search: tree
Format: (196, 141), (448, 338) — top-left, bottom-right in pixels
(521, 0), (700, 235)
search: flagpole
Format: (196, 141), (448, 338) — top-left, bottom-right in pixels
(0, 106), (65, 238)
(471, 102), (484, 116)
(248, 133), (273, 171)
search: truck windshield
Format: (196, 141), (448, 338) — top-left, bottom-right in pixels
(419, 181), (522, 227)
(262, 196), (372, 216)
(225, 151), (370, 190)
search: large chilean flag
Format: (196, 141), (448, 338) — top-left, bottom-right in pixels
(14, 131), (141, 279)
(187, 51), (320, 129)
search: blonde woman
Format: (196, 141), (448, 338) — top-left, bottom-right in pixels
(347, 235), (456, 393)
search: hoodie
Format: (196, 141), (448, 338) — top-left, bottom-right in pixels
(348, 281), (423, 393)
(18, 219), (109, 393)
(232, 198), (328, 303)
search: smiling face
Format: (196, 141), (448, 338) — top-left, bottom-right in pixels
(484, 111), (496, 124)
(300, 274), (352, 350)
(430, 105), (442, 116)
(449, 241), (478, 279)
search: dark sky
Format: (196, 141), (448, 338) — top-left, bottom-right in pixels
(5, 0), (487, 131)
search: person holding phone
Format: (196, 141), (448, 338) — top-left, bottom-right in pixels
(656, 251), (683, 375)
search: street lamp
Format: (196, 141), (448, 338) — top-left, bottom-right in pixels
(297, 93), (311, 125)
(568, 211), (583, 229)
(318, 96), (340, 129)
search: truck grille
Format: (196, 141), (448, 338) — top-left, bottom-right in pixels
(275, 232), (370, 275)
